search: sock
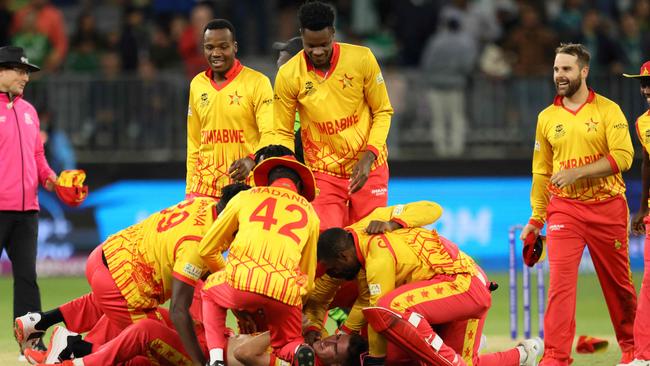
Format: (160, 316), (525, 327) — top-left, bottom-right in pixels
(210, 348), (224, 363)
(36, 309), (64, 331)
(517, 345), (526, 364)
(58, 335), (84, 360)
(69, 339), (93, 358)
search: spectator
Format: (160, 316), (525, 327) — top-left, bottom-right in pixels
(421, 17), (477, 157)
(232, 0), (269, 56)
(11, 11), (50, 68)
(504, 5), (557, 76)
(438, 0), (501, 45)
(38, 106), (76, 173)
(118, 6), (149, 72)
(149, 23), (179, 70)
(66, 11), (106, 73)
(633, 0), (650, 33)
(575, 9), (624, 75)
(619, 12), (645, 74)
(552, 0), (585, 41)
(178, 2), (213, 78)
(11, 0), (67, 72)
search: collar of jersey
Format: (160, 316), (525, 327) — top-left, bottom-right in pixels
(304, 42), (341, 80)
(270, 178), (299, 193)
(553, 88), (596, 115)
(205, 59), (243, 91)
(346, 228), (366, 268)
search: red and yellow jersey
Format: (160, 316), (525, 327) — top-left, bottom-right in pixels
(186, 60), (275, 198)
(200, 181), (320, 306)
(274, 42), (393, 178)
(102, 197), (218, 311)
(303, 201), (444, 331)
(635, 110), (650, 207)
(530, 90), (633, 224)
(348, 228), (477, 356)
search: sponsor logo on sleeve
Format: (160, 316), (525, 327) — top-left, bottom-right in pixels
(24, 113), (33, 125)
(187, 105), (192, 116)
(369, 283), (381, 295)
(534, 140), (540, 151)
(613, 123), (628, 129)
(376, 73), (384, 85)
(392, 204), (404, 216)
(183, 263), (203, 280)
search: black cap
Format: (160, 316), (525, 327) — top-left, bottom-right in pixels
(272, 37), (303, 57)
(0, 46), (40, 72)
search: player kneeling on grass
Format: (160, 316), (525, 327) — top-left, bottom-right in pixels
(317, 216), (544, 366)
(32, 279), (368, 366)
(198, 155), (321, 366)
(15, 183), (251, 365)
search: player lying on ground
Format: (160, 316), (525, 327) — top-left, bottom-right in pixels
(15, 183), (251, 365)
(317, 207), (544, 366)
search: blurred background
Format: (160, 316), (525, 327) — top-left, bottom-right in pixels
(1, 0), (650, 273)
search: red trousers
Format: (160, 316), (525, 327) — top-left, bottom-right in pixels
(312, 164), (388, 230)
(80, 318), (208, 366)
(59, 245), (165, 347)
(542, 196), (636, 364)
(202, 282), (303, 363)
(635, 216), (650, 360)
(378, 270), (519, 366)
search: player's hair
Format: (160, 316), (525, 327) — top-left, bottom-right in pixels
(555, 43), (590, 68)
(216, 183), (251, 212)
(317, 228), (353, 262)
(254, 144), (295, 164)
(343, 334), (369, 366)
(204, 18), (236, 41)
(298, 1), (335, 31)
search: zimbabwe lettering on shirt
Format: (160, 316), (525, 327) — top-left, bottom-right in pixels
(186, 60), (274, 198)
(274, 43), (393, 178)
(102, 197), (218, 311)
(314, 114), (360, 135)
(200, 129), (245, 144)
(199, 183), (320, 306)
(529, 90), (633, 225)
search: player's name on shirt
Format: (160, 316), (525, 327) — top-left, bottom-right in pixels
(201, 128), (245, 144)
(249, 186), (310, 207)
(313, 113), (360, 135)
(558, 153), (603, 170)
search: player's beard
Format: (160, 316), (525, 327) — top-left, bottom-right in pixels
(555, 76), (582, 98)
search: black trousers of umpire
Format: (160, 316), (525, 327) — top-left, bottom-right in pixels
(0, 211), (41, 321)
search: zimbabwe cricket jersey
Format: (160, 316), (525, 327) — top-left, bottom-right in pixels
(530, 89), (633, 224)
(303, 201), (445, 331)
(102, 197), (218, 311)
(186, 60), (275, 198)
(348, 227), (477, 355)
(200, 180), (320, 306)
(274, 42), (393, 178)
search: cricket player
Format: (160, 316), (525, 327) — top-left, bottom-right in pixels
(273, 1), (393, 230)
(186, 18), (274, 199)
(199, 156), (320, 366)
(16, 183), (251, 366)
(520, 43), (637, 365)
(318, 222), (543, 366)
(623, 60), (650, 366)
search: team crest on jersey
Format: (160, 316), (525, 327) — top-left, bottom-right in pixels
(339, 73), (353, 89)
(229, 91), (242, 105)
(304, 81), (316, 96)
(554, 124), (565, 139)
(200, 93), (209, 107)
(585, 118), (598, 132)
(645, 129), (650, 144)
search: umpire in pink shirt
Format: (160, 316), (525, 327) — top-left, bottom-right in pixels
(0, 46), (57, 337)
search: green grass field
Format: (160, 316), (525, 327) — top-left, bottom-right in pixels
(0, 272), (644, 365)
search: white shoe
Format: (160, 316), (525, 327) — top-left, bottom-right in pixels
(617, 359), (650, 366)
(14, 312), (45, 352)
(518, 337), (544, 366)
(44, 326), (79, 363)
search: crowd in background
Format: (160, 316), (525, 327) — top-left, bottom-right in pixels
(1, 0), (650, 78)
(2, 0), (650, 159)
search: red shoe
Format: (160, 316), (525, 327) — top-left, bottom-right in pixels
(620, 350), (635, 364)
(23, 347), (47, 364)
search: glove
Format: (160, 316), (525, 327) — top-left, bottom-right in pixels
(361, 354), (385, 366)
(522, 232), (546, 267)
(55, 169), (89, 207)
